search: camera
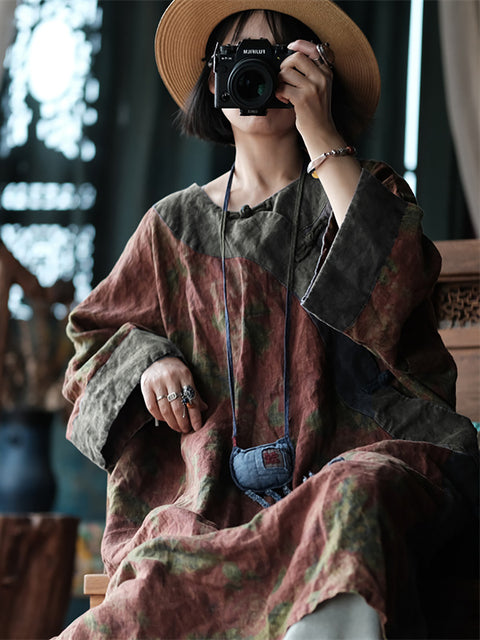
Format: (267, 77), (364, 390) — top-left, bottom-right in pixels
(213, 38), (293, 116)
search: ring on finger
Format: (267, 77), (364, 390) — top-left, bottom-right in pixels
(315, 42), (335, 70)
(156, 394), (167, 402)
(181, 385), (196, 418)
(181, 385), (196, 407)
(167, 391), (182, 402)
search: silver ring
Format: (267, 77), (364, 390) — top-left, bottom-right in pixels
(156, 394), (167, 402)
(181, 385), (196, 407)
(315, 42), (335, 69)
(314, 45), (325, 65)
(181, 385), (196, 419)
(167, 391), (181, 402)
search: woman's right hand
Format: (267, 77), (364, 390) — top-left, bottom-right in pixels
(140, 357), (207, 434)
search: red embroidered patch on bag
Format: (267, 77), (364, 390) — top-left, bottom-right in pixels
(262, 449), (284, 469)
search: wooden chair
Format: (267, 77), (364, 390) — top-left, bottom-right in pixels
(434, 239), (480, 422)
(84, 239), (480, 623)
(84, 573), (110, 609)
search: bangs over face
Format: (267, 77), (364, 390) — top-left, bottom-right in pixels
(177, 10), (364, 145)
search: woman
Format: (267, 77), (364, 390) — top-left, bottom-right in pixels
(60, 1), (478, 638)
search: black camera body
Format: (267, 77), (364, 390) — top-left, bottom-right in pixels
(213, 38), (293, 116)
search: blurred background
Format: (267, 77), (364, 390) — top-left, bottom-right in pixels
(0, 0), (478, 634)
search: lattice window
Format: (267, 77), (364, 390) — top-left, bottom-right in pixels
(1, 0), (101, 160)
(0, 0), (102, 319)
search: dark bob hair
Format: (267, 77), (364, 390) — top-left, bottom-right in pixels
(176, 10), (368, 145)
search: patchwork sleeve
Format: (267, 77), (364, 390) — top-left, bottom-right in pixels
(63, 208), (184, 469)
(301, 163), (457, 407)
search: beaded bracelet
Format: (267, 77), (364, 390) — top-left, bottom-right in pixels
(307, 145), (356, 175)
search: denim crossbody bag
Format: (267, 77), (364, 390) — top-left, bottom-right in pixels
(221, 164), (305, 508)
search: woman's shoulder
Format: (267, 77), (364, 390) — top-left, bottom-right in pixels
(147, 182), (220, 232)
(146, 182), (221, 255)
(152, 183), (212, 214)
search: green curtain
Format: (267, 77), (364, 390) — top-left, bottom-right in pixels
(338, 0), (411, 172)
(92, 1), (234, 280)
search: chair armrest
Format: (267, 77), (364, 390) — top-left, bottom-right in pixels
(83, 574), (109, 608)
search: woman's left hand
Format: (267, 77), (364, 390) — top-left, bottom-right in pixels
(277, 39), (344, 157)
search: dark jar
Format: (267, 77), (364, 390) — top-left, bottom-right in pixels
(0, 409), (57, 513)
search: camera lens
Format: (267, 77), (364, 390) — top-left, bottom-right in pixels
(237, 70), (266, 101)
(228, 60), (274, 110)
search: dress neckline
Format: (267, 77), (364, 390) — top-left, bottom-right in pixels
(197, 174), (303, 215)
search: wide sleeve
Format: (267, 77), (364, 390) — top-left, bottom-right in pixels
(63, 208), (184, 469)
(301, 162), (457, 408)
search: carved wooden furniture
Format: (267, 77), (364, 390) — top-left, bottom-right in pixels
(433, 239), (480, 422)
(0, 240), (74, 412)
(0, 241), (45, 402)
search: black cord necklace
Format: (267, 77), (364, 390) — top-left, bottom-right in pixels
(220, 164), (306, 508)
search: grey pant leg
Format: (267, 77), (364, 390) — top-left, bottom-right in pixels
(284, 593), (384, 640)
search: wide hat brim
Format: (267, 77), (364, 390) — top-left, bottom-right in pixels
(155, 0), (381, 123)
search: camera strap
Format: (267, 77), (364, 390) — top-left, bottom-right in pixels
(220, 163), (306, 507)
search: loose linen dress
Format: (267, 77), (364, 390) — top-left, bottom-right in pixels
(60, 161), (478, 639)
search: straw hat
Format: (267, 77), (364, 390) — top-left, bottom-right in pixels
(155, 0), (381, 121)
